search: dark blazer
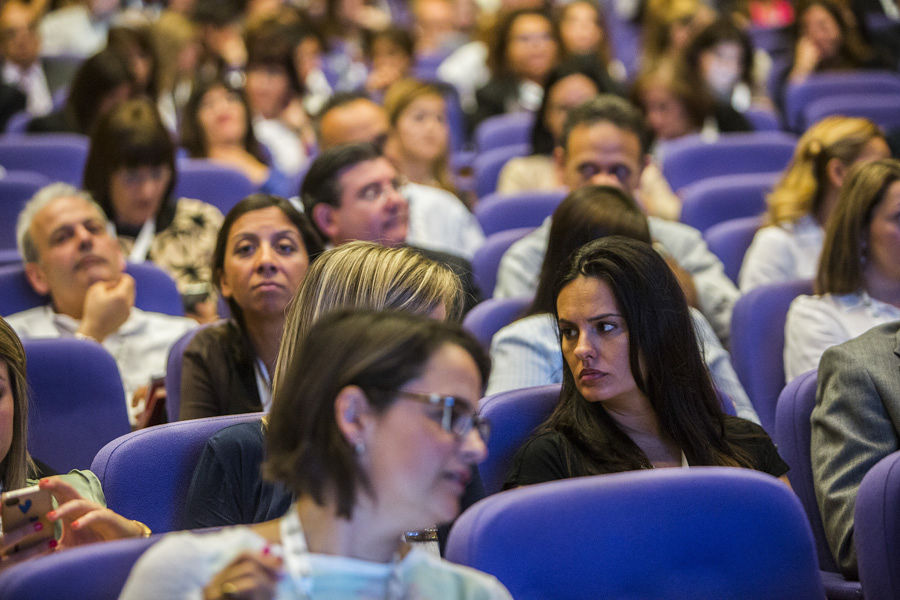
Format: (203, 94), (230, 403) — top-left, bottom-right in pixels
(811, 320), (900, 579)
(179, 320), (262, 421)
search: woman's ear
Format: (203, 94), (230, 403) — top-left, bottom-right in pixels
(826, 157), (847, 190)
(334, 385), (373, 450)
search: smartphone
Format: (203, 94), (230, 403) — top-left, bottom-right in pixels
(0, 485), (54, 557)
(135, 374), (167, 430)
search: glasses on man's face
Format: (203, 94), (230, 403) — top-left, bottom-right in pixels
(357, 175), (408, 203)
(392, 390), (491, 442)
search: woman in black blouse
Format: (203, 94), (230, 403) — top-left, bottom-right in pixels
(505, 236), (789, 488)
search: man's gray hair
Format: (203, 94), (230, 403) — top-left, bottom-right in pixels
(17, 183), (106, 263)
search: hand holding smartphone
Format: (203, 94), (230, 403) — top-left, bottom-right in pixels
(0, 485), (56, 564)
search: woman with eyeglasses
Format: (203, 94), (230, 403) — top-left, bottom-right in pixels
(119, 310), (509, 600)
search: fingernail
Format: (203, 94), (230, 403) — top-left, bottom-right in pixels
(33, 522), (43, 532)
(47, 510), (56, 520)
(71, 521), (80, 530)
(48, 539), (57, 549)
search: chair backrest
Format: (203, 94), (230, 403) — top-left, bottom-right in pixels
(660, 132), (797, 192)
(730, 278), (814, 433)
(0, 262), (184, 317)
(0, 133), (89, 185)
(475, 190), (566, 236)
(447, 468), (825, 600)
(473, 143), (530, 200)
(0, 170), (51, 250)
(855, 450), (900, 600)
(745, 107), (782, 131)
(91, 412), (264, 533)
(24, 338), (129, 473)
(477, 384), (560, 495)
(4, 110), (32, 133)
(703, 216), (762, 285)
(774, 369), (841, 572)
(802, 93), (900, 133)
(679, 172), (776, 234)
(0, 535), (158, 600)
(462, 296), (532, 352)
(784, 71), (900, 131)
(173, 158), (259, 215)
(164, 324), (210, 422)
(470, 227), (534, 298)
(474, 112), (534, 152)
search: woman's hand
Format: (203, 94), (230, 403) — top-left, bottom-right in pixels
(39, 478), (148, 549)
(203, 550), (283, 600)
(0, 519), (56, 571)
(789, 36), (821, 82)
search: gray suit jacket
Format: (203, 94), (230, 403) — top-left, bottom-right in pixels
(811, 320), (900, 579)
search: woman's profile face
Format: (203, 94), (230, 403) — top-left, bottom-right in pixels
(557, 275), (641, 409)
(699, 40), (743, 99)
(544, 73), (598, 142)
(395, 93), (448, 165)
(801, 4), (842, 59)
(363, 342), (486, 528)
(864, 180), (900, 285)
(197, 85), (247, 148)
(0, 360), (14, 466)
(560, 1), (602, 56)
(641, 82), (694, 141)
(505, 14), (558, 83)
(219, 206), (310, 319)
(109, 164), (172, 227)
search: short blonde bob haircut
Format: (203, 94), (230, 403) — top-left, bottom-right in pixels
(272, 241), (462, 394)
(766, 116), (883, 226)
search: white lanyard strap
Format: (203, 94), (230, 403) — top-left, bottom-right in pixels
(108, 219), (156, 262)
(254, 358), (272, 413)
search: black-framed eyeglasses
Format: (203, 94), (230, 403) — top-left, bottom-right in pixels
(392, 390), (491, 442)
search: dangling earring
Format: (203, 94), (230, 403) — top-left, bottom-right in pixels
(354, 440), (366, 455)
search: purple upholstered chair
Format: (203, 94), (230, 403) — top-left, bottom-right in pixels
(474, 112), (534, 152)
(802, 93), (900, 132)
(679, 172), (776, 234)
(475, 190), (565, 236)
(470, 227), (533, 298)
(784, 71), (900, 132)
(775, 370), (863, 599)
(0, 536), (159, 600)
(745, 107), (782, 131)
(164, 324), (216, 422)
(24, 338), (129, 473)
(730, 278), (813, 433)
(476, 384), (560, 495)
(462, 296), (532, 353)
(0, 133), (89, 186)
(0, 261), (184, 318)
(855, 450), (900, 600)
(0, 170), (51, 250)
(473, 143), (531, 200)
(703, 216), (762, 285)
(447, 468), (825, 600)
(173, 158), (259, 215)
(659, 132), (796, 192)
(91, 412), (264, 533)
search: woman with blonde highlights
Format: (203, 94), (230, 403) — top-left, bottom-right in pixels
(739, 116), (889, 291)
(184, 241), (463, 530)
(784, 159), (900, 381)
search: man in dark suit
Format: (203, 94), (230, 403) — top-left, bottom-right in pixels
(811, 320), (900, 579)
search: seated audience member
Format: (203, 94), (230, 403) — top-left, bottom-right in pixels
(6, 184), (196, 424)
(785, 159), (900, 381)
(496, 60), (680, 220)
(631, 57), (752, 148)
(494, 95), (739, 344)
(120, 311), (511, 600)
(505, 236), (788, 488)
(557, 0), (626, 82)
(363, 26), (415, 100)
(471, 8), (560, 129)
(301, 143), (481, 310)
(184, 241), (464, 529)
(27, 48), (133, 134)
(82, 98), (225, 320)
(107, 25), (159, 101)
(243, 18), (315, 180)
(0, 316), (150, 570)
(179, 194), (323, 421)
(486, 185), (757, 422)
(740, 116), (889, 292)
(37, 0), (112, 58)
(812, 319), (900, 580)
(317, 92), (485, 261)
(150, 10), (201, 132)
(412, 0), (466, 57)
(641, 0), (716, 66)
(0, 1), (75, 119)
(179, 76), (294, 198)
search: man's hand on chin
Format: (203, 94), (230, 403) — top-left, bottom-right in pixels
(76, 274), (136, 342)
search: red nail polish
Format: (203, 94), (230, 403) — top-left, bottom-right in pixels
(47, 511), (56, 520)
(71, 521), (80, 530)
(48, 539), (57, 549)
(262, 545), (270, 555)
